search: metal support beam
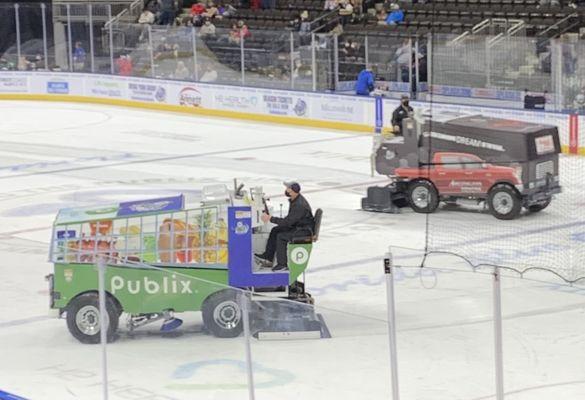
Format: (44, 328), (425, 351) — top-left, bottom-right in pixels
(384, 252), (400, 400)
(493, 267), (505, 400)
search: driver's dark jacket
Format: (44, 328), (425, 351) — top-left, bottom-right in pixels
(270, 194), (314, 230)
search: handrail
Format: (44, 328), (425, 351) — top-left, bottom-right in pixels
(488, 19), (525, 47)
(309, 8), (340, 34)
(536, 12), (579, 38)
(105, 0), (143, 29)
(451, 18), (525, 46)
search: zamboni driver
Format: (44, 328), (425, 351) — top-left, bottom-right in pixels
(255, 181), (314, 272)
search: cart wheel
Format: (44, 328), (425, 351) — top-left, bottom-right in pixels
(527, 197), (551, 213)
(66, 292), (119, 344)
(488, 184), (522, 220)
(202, 290), (243, 338)
(408, 180), (439, 213)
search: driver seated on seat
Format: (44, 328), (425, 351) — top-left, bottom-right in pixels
(255, 181), (314, 272)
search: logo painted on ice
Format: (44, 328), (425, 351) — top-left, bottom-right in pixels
(290, 247), (309, 265)
(111, 275), (193, 295)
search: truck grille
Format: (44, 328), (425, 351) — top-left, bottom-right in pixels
(536, 161), (554, 180)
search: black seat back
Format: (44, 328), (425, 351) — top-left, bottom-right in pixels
(312, 208), (323, 242)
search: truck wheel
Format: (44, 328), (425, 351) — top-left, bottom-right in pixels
(527, 197), (551, 213)
(66, 293), (119, 344)
(408, 181), (439, 214)
(202, 290), (243, 338)
(488, 184), (522, 220)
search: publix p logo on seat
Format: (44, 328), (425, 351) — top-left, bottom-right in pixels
(290, 247), (309, 265)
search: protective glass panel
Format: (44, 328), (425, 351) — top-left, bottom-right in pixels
(337, 33), (366, 91)
(243, 29), (292, 90)
(196, 26), (244, 86)
(150, 26), (195, 80)
(557, 39), (585, 113)
(292, 31), (315, 91)
(367, 35), (415, 98)
(431, 33), (550, 103)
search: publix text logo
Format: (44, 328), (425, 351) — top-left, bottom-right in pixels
(111, 275), (193, 295)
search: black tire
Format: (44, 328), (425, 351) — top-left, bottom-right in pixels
(202, 290), (243, 338)
(527, 197), (551, 213)
(66, 292), (120, 344)
(487, 184), (522, 220)
(408, 180), (439, 213)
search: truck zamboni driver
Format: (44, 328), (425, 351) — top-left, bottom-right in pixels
(255, 182), (314, 272)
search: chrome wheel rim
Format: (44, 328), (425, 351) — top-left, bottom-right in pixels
(412, 186), (430, 209)
(493, 192), (514, 215)
(75, 305), (108, 336)
(213, 300), (241, 330)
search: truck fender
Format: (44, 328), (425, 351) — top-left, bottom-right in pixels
(487, 181), (521, 197)
(67, 290), (123, 316)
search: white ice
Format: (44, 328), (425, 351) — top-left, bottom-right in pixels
(0, 101), (584, 400)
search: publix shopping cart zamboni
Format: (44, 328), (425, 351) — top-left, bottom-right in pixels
(47, 183), (325, 343)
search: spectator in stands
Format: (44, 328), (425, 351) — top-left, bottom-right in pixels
(190, 1), (207, 25)
(217, 3), (237, 17)
(174, 61), (190, 79)
(203, 2), (219, 18)
(139, 7), (156, 24)
(200, 18), (217, 36)
(116, 54), (133, 76)
(226, 4), (238, 16)
(200, 64), (218, 82)
(391, 95), (413, 135)
(324, 0), (339, 10)
(228, 22), (251, 44)
(376, 9), (387, 24)
(31, 54), (44, 71)
(237, 20), (251, 38)
(72, 42), (86, 71)
(191, 1), (206, 16)
(138, 7), (156, 40)
(341, 39), (358, 60)
(228, 23), (241, 43)
(0, 58), (14, 71)
(299, 10), (312, 44)
(331, 21), (344, 35)
(289, 15), (301, 30)
(338, 0), (354, 24)
(159, 0), (176, 25)
(573, 88), (585, 113)
(385, 3), (403, 25)
(145, 0), (160, 22)
(355, 66), (375, 96)
(17, 56), (30, 71)
(394, 39), (410, 81)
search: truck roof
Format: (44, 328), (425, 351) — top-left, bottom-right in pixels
(442, 115), (554, 135)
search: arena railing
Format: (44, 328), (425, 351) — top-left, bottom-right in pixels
(1, 1), (585, 111)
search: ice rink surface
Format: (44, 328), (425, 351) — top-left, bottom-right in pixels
(1, 101), (584, 400)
